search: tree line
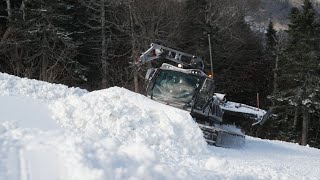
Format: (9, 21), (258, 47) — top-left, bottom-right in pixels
(0, 0), (320, 148)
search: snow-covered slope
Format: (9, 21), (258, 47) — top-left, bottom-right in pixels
(246, 0), (320, 31)
(1, 72), (320, 180)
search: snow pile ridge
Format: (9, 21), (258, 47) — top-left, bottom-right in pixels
(0, 72), (87, 101)
(49, 86), (211, 179)
(2, 73), (320, 180)
(51, 86), (208, 157)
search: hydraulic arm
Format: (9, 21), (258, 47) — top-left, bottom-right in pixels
(136, 43), (204, 70)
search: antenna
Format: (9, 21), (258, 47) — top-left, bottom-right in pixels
(208, 34), (214, 79)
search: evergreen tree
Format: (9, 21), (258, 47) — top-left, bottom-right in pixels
(277, 0), (320, 146)
(179, 1), (265, 108)
(266, 21), (277, 54)
(263, 22), (294, 143)
(265, 21), (278, 96)
(179, 0), (209, 57)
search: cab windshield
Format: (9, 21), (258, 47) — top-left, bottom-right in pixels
(152, 70), (202, 103)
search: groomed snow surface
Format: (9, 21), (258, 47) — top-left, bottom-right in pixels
(0, 73), (320, 180)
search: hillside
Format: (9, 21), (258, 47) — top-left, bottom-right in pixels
(246, 0), (320, 30)
(0, 73), (320, 180)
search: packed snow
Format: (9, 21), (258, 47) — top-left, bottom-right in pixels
(0, 72), (320, 180)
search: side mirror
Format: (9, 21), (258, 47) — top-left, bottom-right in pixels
(145, 68), (156, 81)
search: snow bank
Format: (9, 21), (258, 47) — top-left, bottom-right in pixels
(49, 87), (209, 179)
(1, 72), (320, 180)
(51, 87), (207, 155)
(0, 73), (86, 101)
(0, 73), (209, 180)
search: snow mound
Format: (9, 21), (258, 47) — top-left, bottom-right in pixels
(0, 73), (210, 180)
(1, 73), (320, 180)
(0, 73), (86, 101)
(51, 87), (208, 156)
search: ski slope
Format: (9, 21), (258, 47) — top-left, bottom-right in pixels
(0, 72), (320, 180)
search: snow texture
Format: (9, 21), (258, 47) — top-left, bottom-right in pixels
(0, 72), (320, 180)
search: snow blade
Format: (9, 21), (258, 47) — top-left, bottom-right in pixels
(260, 108), (272, 125)
(198, 124), (245, 148)
(252, 108), (273, 126)
(215, 130), (245, 148)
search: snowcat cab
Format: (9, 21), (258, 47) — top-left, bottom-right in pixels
(137, 43), (271, 148)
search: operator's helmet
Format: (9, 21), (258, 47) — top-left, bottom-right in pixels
(190, 57), (204, 71)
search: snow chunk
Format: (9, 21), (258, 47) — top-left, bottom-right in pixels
(302, 99), (312, 105)
(205, 157), (228, 170)
(121, 143), (156, 163)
